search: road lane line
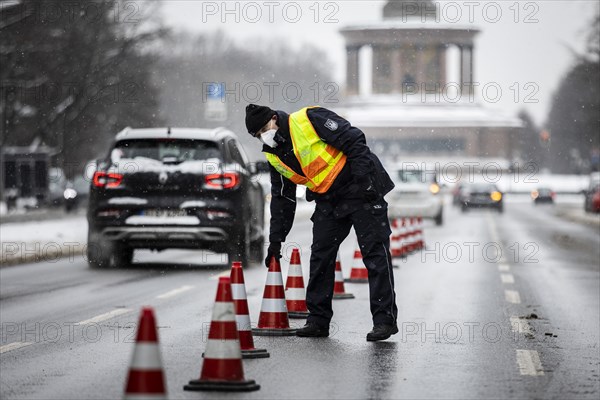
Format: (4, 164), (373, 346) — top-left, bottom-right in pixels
(77, 308), (131, 325)
(209, 270), (231, 281)
(510, 316), (533, 334)
(0, 342), (33, 354)
(156, 285), (195, 299)
(486, 213), (501, 244)
(505, 290), (521, 304)
(498, 264), (510, 272)
(516, 349), (544, 376)
(501, 273), (515, 284)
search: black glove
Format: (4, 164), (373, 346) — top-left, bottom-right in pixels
(265, 241), (282, 268)
(355, 174), (378, 203)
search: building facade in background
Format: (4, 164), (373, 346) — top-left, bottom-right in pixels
(337, 0), (522, 166)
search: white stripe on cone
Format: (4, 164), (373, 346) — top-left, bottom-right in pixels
(211, 302), (237, 322)
(266, 272), (284, 286)
(260, 298), (288, 313)
(335, 270), (343, 280)
(204, 339), (242, 359)
(287, 268), (303, 277)
(285, 288), (305, 299)
(231, 283), (246, 299)
(129, 343), (163, 370)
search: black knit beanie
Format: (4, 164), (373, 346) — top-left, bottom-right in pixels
(245, 104), (275, 135)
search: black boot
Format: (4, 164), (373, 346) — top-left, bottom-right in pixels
(366, 324), (398, 341)
(296, 323), (329, 337)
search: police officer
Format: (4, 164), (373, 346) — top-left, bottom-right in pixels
(245, 104), (398, 341)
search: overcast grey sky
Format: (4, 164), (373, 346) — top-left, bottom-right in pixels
(160, 1), (598, 126)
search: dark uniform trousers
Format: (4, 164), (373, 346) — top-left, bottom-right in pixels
(306, 198), (398, 328)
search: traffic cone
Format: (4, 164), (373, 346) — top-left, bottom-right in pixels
(416, 216), (425, 250)
(390, 218), (401, 258)
(124, 307), (167, 400)
(399, 218), (408, 257)
(285, 249), (309, 319)
(230, 262), (269, 359)
(410, 217), (419, 253)
(184, 277), (260, 392)
(252, 257), (297, 336)
(345, 245), (369, 283)
(333, 252), (355, 299)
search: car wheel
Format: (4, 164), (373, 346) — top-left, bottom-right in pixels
(113, 243), (133, 267)
(250, 237), (264, 263)
(498, 205), (504, 214)
(228, 225), (251, 267)
(434, 209), (443, 226)
(87, 230), (112, 269)
(461, 204), (468, 213)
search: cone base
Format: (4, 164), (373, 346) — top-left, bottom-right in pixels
(345, 278), (368, 283)
(242, 348), (270, 359)
(288, 311), (309, 319)
(333, 293), (355, 299)
(184, 379), (260, 392)
(252, 327), (297, 336)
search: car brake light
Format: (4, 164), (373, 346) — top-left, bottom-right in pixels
(93, 172), (123, 188)
(204, 173), (240, 189)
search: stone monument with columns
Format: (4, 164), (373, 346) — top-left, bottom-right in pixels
(336, 0), (521, 164)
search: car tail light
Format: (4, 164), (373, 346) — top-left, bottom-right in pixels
(97, 209), (121, 217)
(206, 209), (232, 220)
(93, 172), (123, 188)
(551, 191), (556, 199)
(204, 173), (240, 190)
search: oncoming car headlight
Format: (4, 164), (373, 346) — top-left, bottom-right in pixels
(490, 191), (502, 202)
(429, 183), (440, 195)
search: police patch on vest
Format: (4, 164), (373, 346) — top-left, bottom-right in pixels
(324, 119), (338, 131)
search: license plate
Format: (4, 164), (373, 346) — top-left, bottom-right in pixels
(142, 209), (187, 217)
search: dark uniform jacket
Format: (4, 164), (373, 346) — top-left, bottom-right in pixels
(263, 107), (394, 244)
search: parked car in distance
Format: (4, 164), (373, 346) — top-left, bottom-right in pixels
(460, 182), (504, 213)
(386, 166), (444, 225)
(531, 187), (555, 204)
(584, 172), (600, 213)
(87, 127), (265, 268)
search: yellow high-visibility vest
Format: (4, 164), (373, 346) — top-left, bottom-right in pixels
(264, 107), (347, 194)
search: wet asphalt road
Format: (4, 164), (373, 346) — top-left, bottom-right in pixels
(1, 197), (599, 399)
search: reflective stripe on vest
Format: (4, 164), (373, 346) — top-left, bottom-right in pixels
(263, 107), (347, 194)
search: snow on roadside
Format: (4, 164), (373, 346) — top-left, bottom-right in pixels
(1, 216), (88, 266)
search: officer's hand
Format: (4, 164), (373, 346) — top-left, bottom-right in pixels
(356, 175), (378, 203)
(265, 242), (282, 268)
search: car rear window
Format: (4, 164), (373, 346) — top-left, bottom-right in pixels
(113, 139), (222, 162)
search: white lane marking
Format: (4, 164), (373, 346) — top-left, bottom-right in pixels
(501, 273), (515, 284)
(0, 342), (33, 354)
(77, 308), (131, 325)
(209, 270), (231, 281)
(516, 349), (544, 376)
(505, 290), (521, 304)
(510, 316), (533, 334)
(156, 285), (194, 299)
(498, 264), (511, 272)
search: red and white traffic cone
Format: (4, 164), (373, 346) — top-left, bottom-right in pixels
(410, 217), (418, 253)
(184, 277), (260, 392)
(252, 257), (297, 336)
(416, 216), (425, 250)
(345, 245), (369, 283)
(124, 307), (167, 400)
(405, 217), (415, 254)
(390, 218), (401, 258)
(230, 262), (269, 359)
(399, 218), (408, 257)
(333, 252), (354, 299)
(285, 249), (309, 319)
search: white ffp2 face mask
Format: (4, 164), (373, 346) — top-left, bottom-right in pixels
(260, 129), (278, 148)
